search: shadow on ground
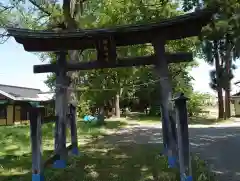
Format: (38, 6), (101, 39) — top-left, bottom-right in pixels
(0, 120), (129, 181)
(0, 150), (53, 181)
(126, 113), (159, 122)
(0, 141), (214, 181)
(0, 124), (218, 181)
(189, 117), (223, 125)
(189, 126), (240, 181)
(96, 126), (240, 181)
(126, 113), (221, 125)
(0, 143), (180, 181)
(2, 122), (239, 181)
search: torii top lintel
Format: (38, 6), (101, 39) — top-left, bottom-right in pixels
(7, 8), (214, 52)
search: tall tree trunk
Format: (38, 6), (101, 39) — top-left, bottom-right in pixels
(97, 104), (105, 126)
(217, 87), (224, 119)
(225, 90), (231, 118)
(214, 40), (224, 119)
(224, 39), (232, 119)
(112, 98), (115, 117)
(115, 93), (120, 118)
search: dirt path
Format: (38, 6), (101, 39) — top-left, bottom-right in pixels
(101, 122), (240, 181)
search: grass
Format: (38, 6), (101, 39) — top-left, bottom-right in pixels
(1, 143), (216, 181)
(189, 117), (231, 125)
(125, 113), (231, 125)
(126, 113), (160, 124)
(0, 120), (127, 178)
(44, 143), (216, 181)
(0, 118), (216, 181)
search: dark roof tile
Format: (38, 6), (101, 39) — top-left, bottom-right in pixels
(0, 84), (41, 98)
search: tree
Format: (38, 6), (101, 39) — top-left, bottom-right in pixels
(183, 0), (240, 119)
(1, 0), (202, 119)
(201, 40), (225, 119)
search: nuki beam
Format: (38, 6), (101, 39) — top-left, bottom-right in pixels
(33, 52), (193, 73)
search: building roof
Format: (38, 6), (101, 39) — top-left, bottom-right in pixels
(232, 92), (240, 97)
(6, 8), (215, 52)
(0, 84), (54, 102)
(0, 84), (41, 98)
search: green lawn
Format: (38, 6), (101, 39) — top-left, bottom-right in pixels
(0, 120), (127, 178)
(43, 144), (215, 181)
(0, 119), (216, 181)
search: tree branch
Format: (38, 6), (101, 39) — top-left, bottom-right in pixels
(0, 4), (14, 13)
(28, 0), (52, 16)
(0, 30), (10, 44)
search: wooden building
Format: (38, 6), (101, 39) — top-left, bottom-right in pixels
(231, 92), (240, 116)
(0, 84), (54, 125)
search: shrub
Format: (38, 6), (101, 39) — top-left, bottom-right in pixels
(77, 100), (91, 118)
(187, 92), (211, 116)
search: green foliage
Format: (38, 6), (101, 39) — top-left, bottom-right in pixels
(183, 0), (240, 118)
(188, 92), (213, 116)
(1, 0), (206, 117)
(36, 0), (199, 117)
(44, 74), (56, 91)
(183, 0), (240, 86)
(76, 96), (91, 117)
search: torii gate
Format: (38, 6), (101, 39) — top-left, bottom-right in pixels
(7, 7), (214, 181)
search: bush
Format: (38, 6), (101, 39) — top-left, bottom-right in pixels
(187, 92), (211, 116)
(77, 100), (91, 118)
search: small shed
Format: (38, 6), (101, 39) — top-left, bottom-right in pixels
(0, 84), (54, 125)
(231, 92), (240, 116)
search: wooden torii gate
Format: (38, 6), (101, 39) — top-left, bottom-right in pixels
(7, 8), (214, 181)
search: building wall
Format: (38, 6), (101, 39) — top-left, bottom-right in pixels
(12, 105), (30, 125)
(14, 105), (21, 123)
(1, 105), (30, 126)
(0, 102), (51, 126)
(0, 105), (14, 125)
(0, 92), (43, 125)
(233, 98), (240, 116)
(0, 103), (7, 125)
(0, 119), (6, 125)
(7, 105), (13, 125)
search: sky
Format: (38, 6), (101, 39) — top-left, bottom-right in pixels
(190, 58), (240, 96)
(1, 37), (240, 96)
(0, 37), (50, 91)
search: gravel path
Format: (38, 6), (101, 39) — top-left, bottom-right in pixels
(102, 122), (240, 181)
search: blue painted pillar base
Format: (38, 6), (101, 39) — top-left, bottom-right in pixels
(168, 156), (177, 168)
(181, 176), (193, 181)
(32, 174), (44, 181)
(71, 147), (79, 156)
(53, 159), (66, 169)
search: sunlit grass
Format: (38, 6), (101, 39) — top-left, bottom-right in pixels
(0, 119), (216, 181)
(0, 120), (127, 178)
(1, 143), (216, 181)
